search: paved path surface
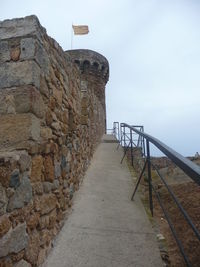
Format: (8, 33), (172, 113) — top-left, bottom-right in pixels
(43, 135), (163, 267)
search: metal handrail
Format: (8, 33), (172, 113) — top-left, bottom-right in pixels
(115, 122), (200, 267)
(122, 123), (200, 186)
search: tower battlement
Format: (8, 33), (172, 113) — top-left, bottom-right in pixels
(66, 49), (109, 83)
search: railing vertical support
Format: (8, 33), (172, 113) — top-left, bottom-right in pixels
(146, 140), (153, 216)
(123, 125), (126, 148)
(117, 122), (120, 141)
(120, 123), (123, 145)
(142, 135), (145, 156)
(130, 128), (133, 166)
(113, 122), (116, 137)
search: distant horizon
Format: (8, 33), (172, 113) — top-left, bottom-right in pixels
(108, 122), (199, 158)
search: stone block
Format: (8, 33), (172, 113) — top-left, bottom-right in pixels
(32, 182), (43, 195)
(43, 181), (53, 193)
(45, 108), (53, 126)
(61, 109), (69, 124)
(48, 96), (56, 111)
(0, 183), (8, 215)
(30, 155), (43, 183)
(6, 187), (15, 198)
(0, 41), (10, 63)
(0, 151), (20, 163)
(26, 212), (39, 230)
(61, 156), (67, 171)
(40, 229), (51, 247)
(0, 166), (10, 188)
(35, 43), (50, 76)
(51, 121), (61, 131)
(39, 194), (57, 215)
(10, 47), (20, 61)
(19, 151), (31, 172)
(49, 208), (57, 229)
(59, 193), (67, 211)
(0, 113), (40, 149)
(0, 214), (11, 238)
(40, 75), (49, 97)
(20, 38), (35, 60)
(0, 222), (28, 257)
(10, 248), (24, 262)
(41, 127), (52, 140)
(44, 156), (54, 182)
(38, 214), (49, 230)
(15, 259), (31, 267)
(0, 15), (41, 40)
(0, 61), (40, 89)
(0, 86), (46, 119)
(0, 94), (16, 114)
(24, 230), (40, 265)
(52, 179), (60, 190)
(0, 257), (12, 266)
(37, 248), (47, 265)
(52, 87), (62, 104)
(7, 175), (32, 211)
(9, 169), (20, 189)
(54, 161), (61, 178)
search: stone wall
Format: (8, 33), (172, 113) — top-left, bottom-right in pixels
(0, 15), (109, 266)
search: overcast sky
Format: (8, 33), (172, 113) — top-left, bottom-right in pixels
(1, 0), (200, 156)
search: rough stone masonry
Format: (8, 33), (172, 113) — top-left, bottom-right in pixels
(0, 15), (109, 266)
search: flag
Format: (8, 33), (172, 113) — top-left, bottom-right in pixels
(72, 25), (89, 35)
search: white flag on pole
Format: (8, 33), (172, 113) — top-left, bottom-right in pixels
(72, 25), (89, 35)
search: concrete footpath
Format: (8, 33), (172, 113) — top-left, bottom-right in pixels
(43, 135), (163, 267)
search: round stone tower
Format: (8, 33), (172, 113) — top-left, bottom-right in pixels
(65, 49), (109, 140)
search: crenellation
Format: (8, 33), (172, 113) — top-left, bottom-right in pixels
(66, 49), (109, 83)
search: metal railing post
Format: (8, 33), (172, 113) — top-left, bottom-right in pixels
(117, 122), (120, 141)
(119, 124), (122, 144)
(113, 122), (116, 137)
(146, 140), (153, 216)
(130, 128), (133, 166)
(117, 123), (123, 150)
(123, 125), (126, 148)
